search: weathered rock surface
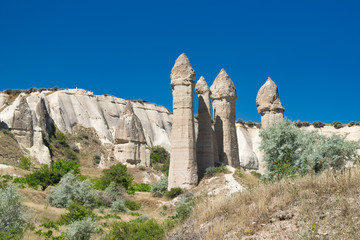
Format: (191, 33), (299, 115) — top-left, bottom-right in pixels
(195, 76), (217, 178)
(168, 53), (198, 190)
(210, 69), (240, 168)
(256, 77), (284, 128)
(114, 101), (150, 166)
(0, 89), (172, 166)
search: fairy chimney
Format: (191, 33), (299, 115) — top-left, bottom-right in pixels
(256, 77), (284, 128)
(168, 53), (198, 190)
(195, 76), (217, 178)
(210, 69), (240, 167)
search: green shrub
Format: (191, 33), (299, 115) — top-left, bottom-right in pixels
(125, 200), (141, 211)
(204, 164), (228, 177)
(150, 146), (170, 175)
(18, 157), (32, 170)
(250, 171), (262, 179)
(312, 121), (325, 128)
(236, 118), (245, 125)
(260, 120), (359, 179)
(165, 188), (182, 199)
(127, 183), (151, 194)
(59, 202), (96, 225)
(348, 121), (355, 127)
(106, 219), (164, 240)
(0, 184), (26, 238)
(111, 198), (126, 213)
(25, 164), (62, 190)
(104, 182), (119, 200)
(52, 159), (80, 175)
(93, 155), (101, 165)
(99, 163), (133, 190)
(151, 177), (168, 196)
(333, 121), (343, 129)
(245, 120), (256, 127)
(47, 173), (96, 208)
(25, 159), (79, 190)
(65, 218), (96, 240)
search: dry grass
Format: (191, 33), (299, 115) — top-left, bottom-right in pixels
(0, 130), (23, 166)
(172, 167), (360, 239)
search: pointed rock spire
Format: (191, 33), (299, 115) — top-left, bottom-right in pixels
(122, 101), (135, 116)
(256, 77), (284, 115)
(195, 76), (210, 94)
(210, 69), (236, 100)
(170, 53), (196, 88)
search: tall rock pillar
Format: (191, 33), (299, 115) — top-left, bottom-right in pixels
(210, 69), (240, 167)
(195, 76), (217, 178)
(256, 77), (284, 128)
(168, 53), (198, 190)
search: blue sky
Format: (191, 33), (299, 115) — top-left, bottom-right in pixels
(0, 0), (359, 123)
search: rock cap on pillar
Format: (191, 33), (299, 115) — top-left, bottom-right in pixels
(256, 77), (284, 115)
(210, 69), (237, 100)
(170, 53), (196, 88)
(195, 76), (210, 94)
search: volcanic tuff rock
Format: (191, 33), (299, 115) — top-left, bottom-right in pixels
(168, 53), (198, 190)
(114, 101), (150, 166)
(0, 88), (172, 165)
(195, 76), (217, 178)
(211, 69), (240, 168)
(256, 77), (285, 127)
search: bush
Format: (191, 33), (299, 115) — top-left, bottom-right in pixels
(106, 219), (164, 240)
(0, 184), (26, 236)
(59, 202), (96, 225)
(127, 183), (151, 194)
(47, 173), (96, 208)
(260, 121), (359, 179)
(125, 200), (141, 211)
(150, 146), (170, 175)
(99, 163), (133, 190)
(25, 159), (79, 190)
(65, 218), (96, 240)
(348, 121), (355, 127)
(245, 120), (256, 127)
(165, 187), (183, 199)
(18, 156), (32, 170)
(236, 118), (245, 125)
(151, 177), (168, 196)
(93, 155), (101, 165)
(333, 121), (343, 129)
(312, 121), (325, 128)
(111, 198), (126, 213)
(104, 182), (120, 200)
(204, 164), (228, 177)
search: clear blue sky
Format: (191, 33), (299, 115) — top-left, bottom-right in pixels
(1, 0), (359, 123)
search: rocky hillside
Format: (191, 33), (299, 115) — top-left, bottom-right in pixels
(0, 88), (359, 171)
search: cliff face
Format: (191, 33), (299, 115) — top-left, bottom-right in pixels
(0, 89), (172, 166)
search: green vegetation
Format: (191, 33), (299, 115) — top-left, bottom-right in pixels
(111, 198), (126, 213)
(98, 163), (134, 190)
(127, 183), (151, 194)
(24, 158), (79, 190)
(294, 120), (310, 128)
(165, 187), (183, 199)
(47, 173), (96, 208)
(18, 156), (32, 170)
(105, 219), (164, 240)
(333, 121), (343, 129)
(150, 176), (168, 196)
(125, 200), (141, 211)
(59, 202), (97, 225)
(0, 184), (26, 239)
(260, 120), (359, 180)
(150, 146), (170, 176)
(312, 121), (325, 128)
(204, 164), (229, 177)
(65, 218), (97, 240)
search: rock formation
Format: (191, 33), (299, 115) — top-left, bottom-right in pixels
(168, 53), (198, 190)
(114, 101), (150, 166)
(195, 76), (217, 178)
(256, 77), (285, 128)
(210, 69), (240, 167)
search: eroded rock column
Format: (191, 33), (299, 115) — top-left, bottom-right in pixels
(195, 76), (217, 178)
(256, 77), (285, 128)
(168, 53), (198, 190)
(210, 69), (240, 167)
(114, 101), (150, 166)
